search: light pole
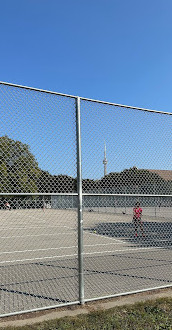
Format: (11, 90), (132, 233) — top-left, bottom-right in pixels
(103, 141), (108, 177)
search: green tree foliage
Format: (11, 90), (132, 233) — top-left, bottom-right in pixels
(37, 171), (76, 193)
(100, 167), (172, 194)
(0, 136), (40, 193)
(0, 136), (171, 194)
(82, 179), (100, 192)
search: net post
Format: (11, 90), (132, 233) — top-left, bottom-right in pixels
(76, 96), (84, 305)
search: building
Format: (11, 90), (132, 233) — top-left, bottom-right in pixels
(148, 169), (172, 181)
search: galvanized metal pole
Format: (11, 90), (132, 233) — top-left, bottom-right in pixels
(76, 96), (84, 305)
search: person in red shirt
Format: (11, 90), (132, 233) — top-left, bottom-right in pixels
(133, 202), (144, 237)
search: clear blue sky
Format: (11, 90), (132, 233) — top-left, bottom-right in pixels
(0, 0), (172, 178)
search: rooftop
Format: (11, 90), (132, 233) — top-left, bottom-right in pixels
(148, 169), (172, 181)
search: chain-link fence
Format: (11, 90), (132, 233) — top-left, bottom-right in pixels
(80, 98), (172, 302)
(0, 81), (171, 317)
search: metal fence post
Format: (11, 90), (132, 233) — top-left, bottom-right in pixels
(76, 96), (84, 304)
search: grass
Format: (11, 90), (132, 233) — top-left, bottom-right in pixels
(1, 297), (172, 330)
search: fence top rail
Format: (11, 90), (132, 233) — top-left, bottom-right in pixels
(0, 81), (172, 116)
(83, 193), (172, 197)
(0, 193), (78, 196)
(0, 193), (171, 197)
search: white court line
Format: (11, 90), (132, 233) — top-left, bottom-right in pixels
(0, 242), (127, 255)
(85, 231), (127, 243)
(0, 233), (126, 242)
(0, 225), (75, 231)
(84, 246), (165, 255)
(0, 247), (166, 265)
(0, 246), (77, 255)
(0, 254), (78, 264)
(85, 242), (126, 247)
(0, 233), (75, 239)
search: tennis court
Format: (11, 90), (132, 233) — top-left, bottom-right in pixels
(0, 81), (172, 317)
(0, 208), (171, 316)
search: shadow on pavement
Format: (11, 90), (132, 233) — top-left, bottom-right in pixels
(86, 221), (172, 249)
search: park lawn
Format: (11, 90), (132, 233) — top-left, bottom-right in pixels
(2, 297), (172, 330)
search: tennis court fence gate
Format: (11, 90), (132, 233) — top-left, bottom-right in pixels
(0, 81), (172, 317)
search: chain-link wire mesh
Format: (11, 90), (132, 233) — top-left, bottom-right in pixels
(0, 82), (172, 316)
(80, 99), (172, 301)
(0, 83), (79, 316)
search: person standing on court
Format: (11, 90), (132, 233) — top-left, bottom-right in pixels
(133, 202), (144, 237)
(5, 201), (11, 210)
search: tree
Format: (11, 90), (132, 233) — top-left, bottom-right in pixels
(37, 171), (76, 193)
(100, 167), (172, 194)
(0, 136), (40, 193)
(82, 179), (100, 192)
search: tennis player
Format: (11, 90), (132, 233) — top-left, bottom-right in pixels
(133, 202), (144, 237)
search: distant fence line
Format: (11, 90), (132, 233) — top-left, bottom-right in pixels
(0, 194), (172, 210)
